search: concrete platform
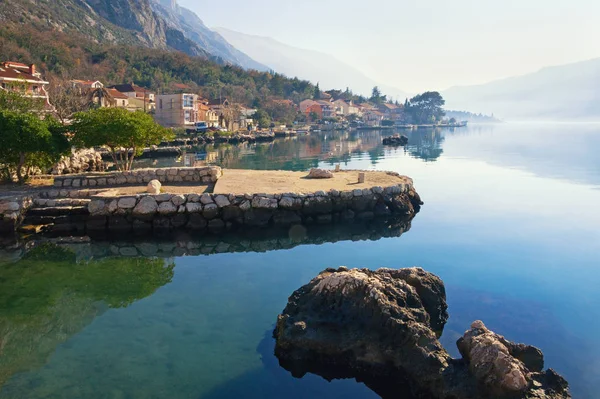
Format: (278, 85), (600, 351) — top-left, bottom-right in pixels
(214, 169), (411, 195)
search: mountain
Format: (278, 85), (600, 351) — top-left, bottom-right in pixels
(0, 0), (264, 70)
(443, 58), (600, 120)
(215, 28), (410, 100)
(150, 0), (268, 71)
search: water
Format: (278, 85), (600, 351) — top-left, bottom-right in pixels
(1, 123), (599, 398)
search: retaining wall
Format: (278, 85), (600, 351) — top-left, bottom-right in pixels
(0, 196), (32, 233)
(82, 181), (421, 234)
(53, 166), (222, 188)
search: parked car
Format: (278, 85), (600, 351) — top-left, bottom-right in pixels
(195, 121), (208, 133)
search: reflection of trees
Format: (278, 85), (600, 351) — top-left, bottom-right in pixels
(404, 129), (445, 162)
(0, 244), (174, 389)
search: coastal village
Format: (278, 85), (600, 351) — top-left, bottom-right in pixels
(0, 60), (453, 133)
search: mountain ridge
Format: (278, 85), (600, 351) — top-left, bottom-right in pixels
(0, 0), (265, 71)
(443, 57), (600, 120)
(215, 27), (410, 101)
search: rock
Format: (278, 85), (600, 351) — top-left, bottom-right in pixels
(274, 268), (570, 399)
(200, 194), (214, 205)
(132, 196), (158, 218)
(185, 203), (203, 213)
(274, 267), (450, 397)
(158, 201), (177, 215)
(202, 203), (219, 219)
(117, 197), (137, 209)
(171, 195), (186, 207)
(383, 135), (408, 146)
(457, 320), (557, 397)
(88, 200), (107, 216)
(306, 168), (333, 179)
(147, 179), (161, 194)
(214, 195), (231, 208)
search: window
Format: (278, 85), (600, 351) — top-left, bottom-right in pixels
(184, 109), (191, 122)
(183, 95), (194, 108)
(159, 99), (163, 109)
(170, 99), (174, 109)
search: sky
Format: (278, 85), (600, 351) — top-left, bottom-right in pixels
(178, 0), (600, 93)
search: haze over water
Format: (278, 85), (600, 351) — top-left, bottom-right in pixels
(0, 123), (599, 398)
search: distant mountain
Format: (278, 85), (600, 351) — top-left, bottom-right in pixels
(0, 0), (265, 70)
(150, 0), (268, 71)
(216, 28), (410, 100)
(443, 58), (600, 120)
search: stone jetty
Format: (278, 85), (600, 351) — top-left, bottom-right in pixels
(0, 167), (422, 238)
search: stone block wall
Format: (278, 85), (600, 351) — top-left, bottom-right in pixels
(53, 166), (222, 188)
(84, 181), (419, 234)
(0, 196), (32, 233)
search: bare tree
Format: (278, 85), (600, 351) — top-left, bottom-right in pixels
(47, 80), (93, 124)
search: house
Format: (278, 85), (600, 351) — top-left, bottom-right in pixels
(299, 99), (318, 113)
(155, 93), (199, 127)
(107, 83), (155, 111)
(305, 104), (323, 120)
(106, 88), (130, 108)
(0, 62), (50, 106)
(364, 110), (384, 126)
(316, 100), (335, 118)
(197, 100), (219, 127)
(332, 99), (359, 116)
(71, 80), (104, 90)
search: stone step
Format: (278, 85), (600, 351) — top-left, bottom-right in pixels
(26, 206), (89, 217)
(33, 198), (91, 208)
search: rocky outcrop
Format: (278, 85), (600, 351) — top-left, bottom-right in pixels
(383, 135), (409, 146)
(52, 149), (105, 175)
(274, 267), (570, 399)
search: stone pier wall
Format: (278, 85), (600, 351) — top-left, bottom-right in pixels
(84, 181), (420, 234)
(0, 196), (32, 233)
(53, 166), (222, 188)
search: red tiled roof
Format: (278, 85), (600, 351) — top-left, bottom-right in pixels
(107, 88), (129, 99)
(0, 63), (47, 83)
(108, 83), (153, 94)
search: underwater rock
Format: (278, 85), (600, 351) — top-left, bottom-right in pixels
(274, 267), (571, 399)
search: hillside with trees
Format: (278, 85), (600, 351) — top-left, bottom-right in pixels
(0, 23), (316, 110)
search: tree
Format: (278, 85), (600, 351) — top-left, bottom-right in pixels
(313, 83), (321, 100)
(370, 86), (386, 104)
(71, 108), (173, 171)
(309, 111), (319, 122)
(252, 109), (271, 129)
(381, 119), (395, 127)
(405, 91), (446, 124)
(47, 81), (93, 124)
(0, 88), (45, 115)
(0, 111), (69, 183)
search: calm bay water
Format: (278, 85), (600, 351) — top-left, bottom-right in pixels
(1, 123), (599, 398)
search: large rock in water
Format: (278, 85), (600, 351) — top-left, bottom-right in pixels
(274, 267), (570, 399)
(274, 267), (451, 397)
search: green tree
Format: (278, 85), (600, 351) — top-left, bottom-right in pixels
(71, 108), (173, 171)
(0, 111), (69, 183)
(405, 91), (446, 124)
(370, 86), (386, 104)
(313, 83), (321, 100)
(252, 109), (271, 129)
(0, 87), (46, 114)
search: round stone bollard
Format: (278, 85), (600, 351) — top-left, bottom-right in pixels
(147, 179), (162, 195)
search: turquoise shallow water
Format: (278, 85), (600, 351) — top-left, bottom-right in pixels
(1, 123), (599, 398)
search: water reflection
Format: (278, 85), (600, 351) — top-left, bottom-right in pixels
(0, 216), (414, 264)
(0, 244), (174, 391)
(132, 128), (448, 171)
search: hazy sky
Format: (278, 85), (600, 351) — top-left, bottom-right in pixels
(179, 0), (600, 93)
